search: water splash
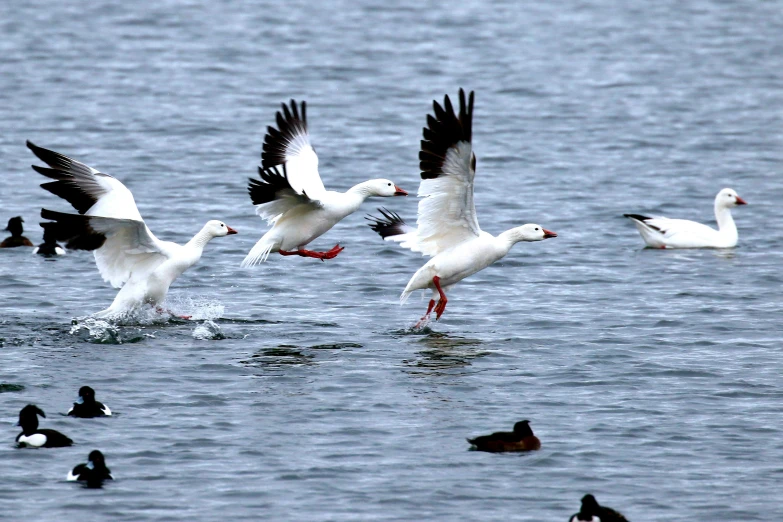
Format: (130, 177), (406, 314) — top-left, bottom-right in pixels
(192, 320), (225, 340)
(69, 317), (126, 344)
(91, 306), (169, 326)
(164, 296), (225, 321)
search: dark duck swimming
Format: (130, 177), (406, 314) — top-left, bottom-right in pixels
(33, 222), (65, 256)
(467, 420), (541, 452)
(67, 386), (112, 418)
(15, 404), (73, 448)
(67, 450), (113, 488)
(1, 216), (33, 248)
(569, 494), (629, 522)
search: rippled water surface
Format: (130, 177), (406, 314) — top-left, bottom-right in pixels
(1, 0), (782, 520)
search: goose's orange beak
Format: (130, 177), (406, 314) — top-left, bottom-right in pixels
(543, 229), (557, 238)
(226, 226), (238, 235)
(735, 196), (747, 205)
(394, 185), (408, 196)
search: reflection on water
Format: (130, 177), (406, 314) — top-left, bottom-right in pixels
(634, 246), (739, 262)
(239, 342), (360, 371)
(239, 345), (316, 370)
(712, 249), (736, 260)
(402, 331), (488, 374)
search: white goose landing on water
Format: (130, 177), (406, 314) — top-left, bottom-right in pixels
(241, 100), (408, 267)
(624, 188), (746, 249)
(27, 141), (237, 318)
(367, 90), (557, 326)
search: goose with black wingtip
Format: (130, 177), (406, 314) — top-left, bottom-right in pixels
(624, 188), (746, 249)
(27, 141), (238, 318)
(241, 99), (408, 266)
(367, 90), (557, 326)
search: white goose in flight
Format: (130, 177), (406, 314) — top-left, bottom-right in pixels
(28, 141), (237, 318)
(241, 100), (408, 267)
(368, 90), (557, 326)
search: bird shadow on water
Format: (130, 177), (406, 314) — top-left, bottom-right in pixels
(238, 345), (317, 372)
(400, 330), (489, 376)
(238, 342), (363, 372)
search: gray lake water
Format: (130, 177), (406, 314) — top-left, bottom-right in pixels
(1, 0), (782, 520)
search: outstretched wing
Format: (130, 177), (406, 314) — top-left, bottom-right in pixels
(247, 164), (320, 225)
(414, 89), (480, 256)
(27, 141), (143, 221)
(260, 100), (326, 200)
(41, 209), (167, 288)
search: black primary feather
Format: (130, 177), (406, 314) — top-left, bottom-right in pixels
(247, 164), (295, 205)
(40, 209), (107, 251)
(623, 213), (663, 232)
(623, 213), (652, 221)
(28, 141), (104, 214)
(366, 208), (409, 239)
(419, 89), (474, 180)
(261, 100), (308, 170)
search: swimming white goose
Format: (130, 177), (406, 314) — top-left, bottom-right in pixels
(28, 141), (237, 318)
(241, 100), (408, 267)
(624, 188), (746, 249)
(367, 90), (557, 326)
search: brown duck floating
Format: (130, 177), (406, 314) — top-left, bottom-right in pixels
(467, 420), (541, 452)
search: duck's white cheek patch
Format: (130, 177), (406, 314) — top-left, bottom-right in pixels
(19, 433), (47, 447)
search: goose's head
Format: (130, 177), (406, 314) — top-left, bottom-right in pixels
(511, 224), (558, 242)
(204, 220), (238, 238)
(716, 188), (746, 208)
(17, 404), (45, 430)
(366, 179), (408, 197)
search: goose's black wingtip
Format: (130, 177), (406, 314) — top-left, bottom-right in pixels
(366, 207), (408, 238)
(420, 89), (475, 179)
(623, 213), (651, 221)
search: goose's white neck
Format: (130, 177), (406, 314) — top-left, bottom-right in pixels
(332, 181), (377, 215)
(347, 181), (377, 200)
(497, 228), (532, 252)
(186, 226), (215, 250)
(714, 203), (738, 243)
